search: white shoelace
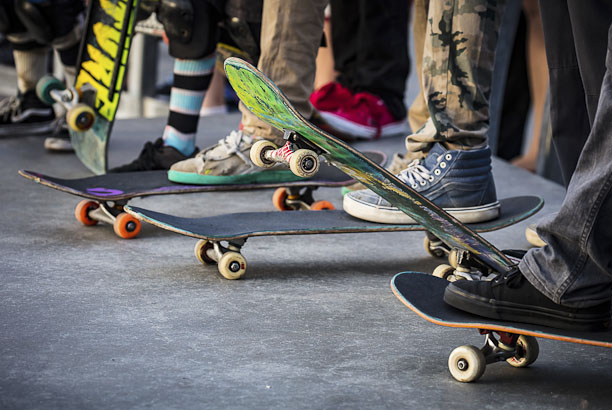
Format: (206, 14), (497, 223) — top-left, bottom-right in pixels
(0, 96), (20, 120)
(199, 130), (254, 165)
(397, 159), (434, 188)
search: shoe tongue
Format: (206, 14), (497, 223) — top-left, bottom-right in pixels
(423, 143), (447, 169)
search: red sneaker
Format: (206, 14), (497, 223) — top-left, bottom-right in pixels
(319, 91), (407, 140)
(310, 82), (353, 112)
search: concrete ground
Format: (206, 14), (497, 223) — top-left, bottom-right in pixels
(2, 114), (612, 410)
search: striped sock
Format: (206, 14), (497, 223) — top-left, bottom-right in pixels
(163, 55), (216, 156)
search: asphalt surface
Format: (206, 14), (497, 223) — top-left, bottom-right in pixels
(2, 114), (611, 409)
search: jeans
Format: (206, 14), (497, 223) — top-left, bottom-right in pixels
(538, 0), (611, 187)
(520, 23), (612, 308)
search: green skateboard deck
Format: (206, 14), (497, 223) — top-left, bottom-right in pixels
(224, 58), (516, 276)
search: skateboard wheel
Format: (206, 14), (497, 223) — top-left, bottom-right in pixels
(432, 264), (455, 281)
(36, 75), (65, 105)
(272, 188), (292, 211)
(113, 213), (141, 239)
(194, 240), (216, 265)
(75, 200), (99, 226)
(423, 236), (446, 258)
(218, 251), (247, 280)
(310, 200), (335, 211)
(67, 103), (96, 131)
(289, 149), (319, 178)
(250, 140), (278, 168)
(448, 345), (486, 383)
(506, 335), (539, 368)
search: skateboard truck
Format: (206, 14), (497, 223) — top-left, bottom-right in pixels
(194, 239), (247, 280)
(74, 199), (141, 239)
(250, 130), (324, 178)
(448, 331), (539, 382)
(432, 248), (496, 282)
(36, 75), (96, 132)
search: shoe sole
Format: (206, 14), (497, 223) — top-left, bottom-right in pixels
(167, 169), (307, 185)
(343, 195), (501, 224)
(443, 285), (610, 332)
(319, 112), (408, 139)
(0, 120), (57, 137)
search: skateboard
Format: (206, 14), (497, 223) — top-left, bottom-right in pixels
(37, 0), (141, 175)
(17, 151), (385, 239)
(391, 272), (612, 383)
(224, 57), (520, 278)
(123, 195), (542, 280)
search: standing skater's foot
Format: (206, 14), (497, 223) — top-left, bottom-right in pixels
(343, 143), (500, 224)
(444, 268), (611, 331)
(168, 130), (305, 185)
(109, 138), (198, 172)
(0, 91), (56, 137)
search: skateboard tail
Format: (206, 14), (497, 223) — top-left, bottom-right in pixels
(224, 58), (513, 273)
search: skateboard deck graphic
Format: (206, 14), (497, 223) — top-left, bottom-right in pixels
(71, 0), (140, 174)
(224, 58), (515, 276)
(18, 151), (385, 238)
(124, 196), (543, 280)
(391, 272), (612, 382)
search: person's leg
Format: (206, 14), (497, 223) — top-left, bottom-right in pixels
(444, 22), (612, 331)
(496, 10), (530, 161)
(405, 0), (505, 154)
(0, 0), (55, 136)
(314, 0), (409, 140)
(407, 0), (429, 137)
(444, 24), (612, 331)
(510, 0), (549, 172)
(239, 0), (328, 142)
(168, 0), (329, 184)
(344, 0), (503, 225)
(537, 0), (591, 186)
(111, 0), (222, 172)
(163, 56), (216, 155)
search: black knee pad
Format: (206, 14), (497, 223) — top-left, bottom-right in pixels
(159, 0), (221, 59)
(14, 0), (84, 45)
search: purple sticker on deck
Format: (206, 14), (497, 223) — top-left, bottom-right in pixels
(86, 187), (124, 196)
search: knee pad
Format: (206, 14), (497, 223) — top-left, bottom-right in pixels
(160, 0), (221, 59)
(14, 0), (85, 45)
(158, 0), (194, 43)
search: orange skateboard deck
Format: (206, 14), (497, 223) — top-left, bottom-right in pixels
(391, 272), (612, 382)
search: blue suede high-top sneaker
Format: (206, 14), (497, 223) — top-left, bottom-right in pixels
(343, 143), (500, 224)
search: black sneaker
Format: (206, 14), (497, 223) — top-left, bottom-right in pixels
(109, 138), (198, 172)
(0, 90), (56, 137)
(444, 268), (611, 331)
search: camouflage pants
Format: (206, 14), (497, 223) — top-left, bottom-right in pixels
(406, 0), (505, 157)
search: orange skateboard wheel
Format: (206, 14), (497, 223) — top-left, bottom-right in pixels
(272, 188), (292, 211)
(113, 212), (141, 239)
(310, 200), (334, 210)
(74, 200), (99, 226)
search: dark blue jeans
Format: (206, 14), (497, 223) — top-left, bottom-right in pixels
(520, 23), (612, 308)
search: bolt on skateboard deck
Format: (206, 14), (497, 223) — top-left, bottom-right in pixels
(37, 0), (141, 174)
(224, 57), (521, 278)
(391, 272), (612, 383)
(123, 195), (542, 280)
(18, 151), (385, 238)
